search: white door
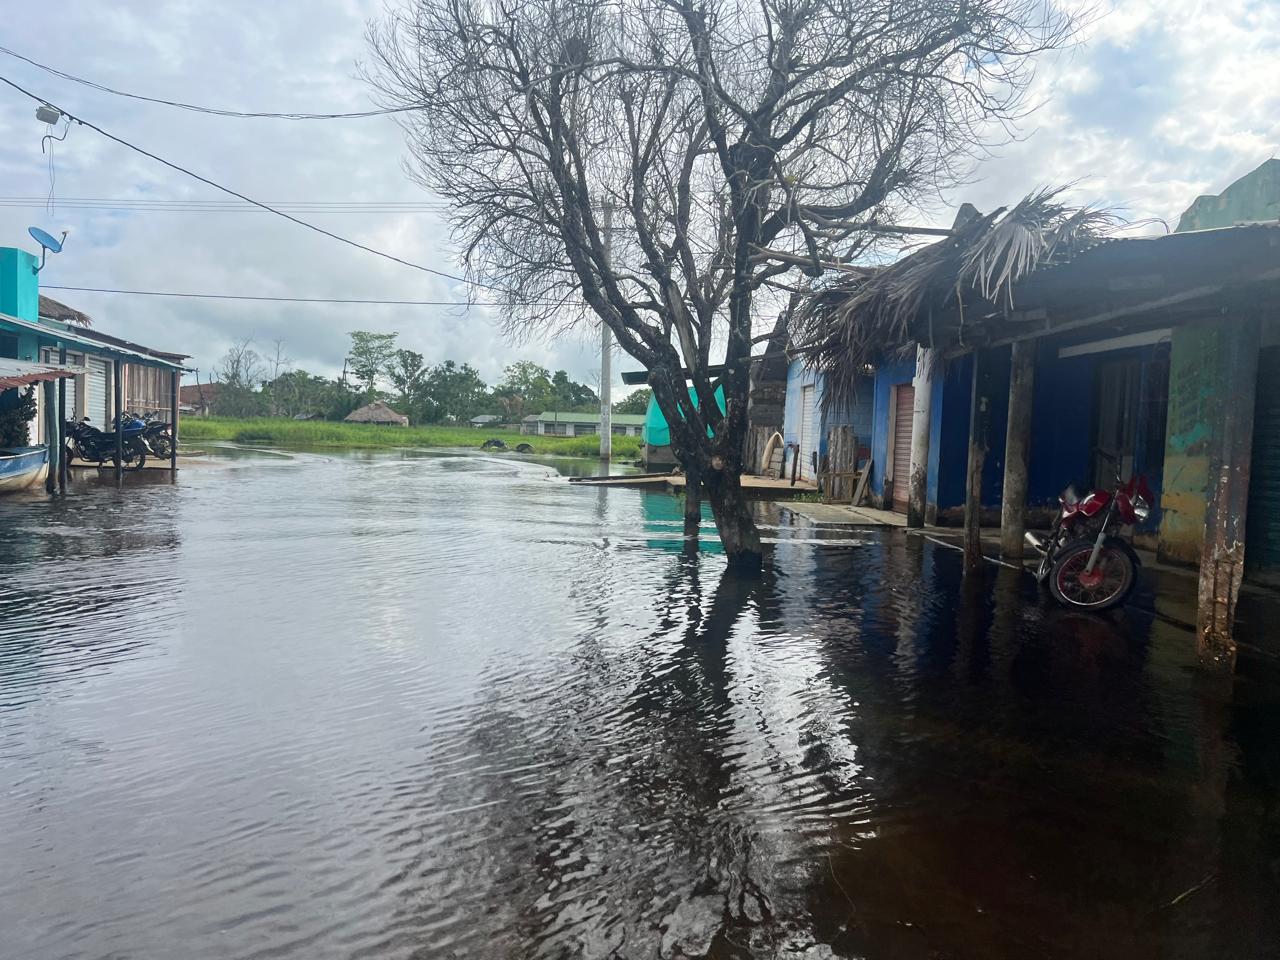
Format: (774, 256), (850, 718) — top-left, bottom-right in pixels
(86, 357), (110, 429)
(798, 384), (817, 481)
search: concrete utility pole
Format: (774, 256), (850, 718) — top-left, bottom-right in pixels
(599, 202), (613, 460)
(906, 344), (935, 528)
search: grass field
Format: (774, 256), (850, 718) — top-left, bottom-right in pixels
(180, 417), (643, 459)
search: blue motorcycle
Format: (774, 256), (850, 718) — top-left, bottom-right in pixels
(64, 415), (149, 470)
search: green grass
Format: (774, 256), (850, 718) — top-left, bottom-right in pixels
(180, 417), (642, 459)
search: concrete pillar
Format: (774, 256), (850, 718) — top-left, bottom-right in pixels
(1197, 318), (1260, 672)
(906, 344), (935, 528)
(999, 339), (1037, 558)
(964, 350), (991, 571)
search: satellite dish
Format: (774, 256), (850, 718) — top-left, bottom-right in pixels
(28, 226), (67, 274)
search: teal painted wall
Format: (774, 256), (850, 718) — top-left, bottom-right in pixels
(1176, 159), (1280, 232)
(0, 247), (39, 322)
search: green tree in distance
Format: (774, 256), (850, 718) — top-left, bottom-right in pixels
(422, 360), (489, 423)
(613, 388), (650, 416)
(388, 349), (428, 407)
(347, 330), (398, 395)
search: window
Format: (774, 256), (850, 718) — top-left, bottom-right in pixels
(544, 421), (568, 435)
(576, 423), (598, 435)
(612, 424), (628, 435)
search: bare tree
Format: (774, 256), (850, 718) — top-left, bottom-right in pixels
(214, 338), (266, 391)
(368, 0), (1075, 570)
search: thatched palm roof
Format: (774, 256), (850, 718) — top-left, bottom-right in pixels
(38, 295), (92, 326)
(793, 189), (1117, 405)
(345, 401), (409, 425)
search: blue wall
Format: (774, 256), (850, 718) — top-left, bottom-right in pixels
(863, 335), (1172, 521)
(782, 359), (873, 458)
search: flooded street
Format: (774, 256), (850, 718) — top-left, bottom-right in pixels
(2, 448), (1279, 959)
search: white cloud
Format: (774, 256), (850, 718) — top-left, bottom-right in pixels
(1, 0), (1276, 389)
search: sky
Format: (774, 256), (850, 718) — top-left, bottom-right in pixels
(0, 0), (1276, 391)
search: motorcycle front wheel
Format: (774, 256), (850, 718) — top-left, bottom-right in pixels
(1048, 539), (1136, 611)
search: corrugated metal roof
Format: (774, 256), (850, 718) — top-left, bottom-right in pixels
(535, 411), (647, 424)
(0, 359), (87, 389)
(0, 312), (185, 370)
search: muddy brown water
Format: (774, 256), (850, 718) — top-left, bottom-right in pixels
(1, 447), (1278, 959)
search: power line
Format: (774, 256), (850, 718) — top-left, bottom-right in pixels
(0, 73), (504, 292)
(42, 284), (488, 306)
(0, 45), (415, 120)
(0, 197), (451, 214)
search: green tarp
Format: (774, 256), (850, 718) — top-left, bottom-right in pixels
(643, 385), (726, 446)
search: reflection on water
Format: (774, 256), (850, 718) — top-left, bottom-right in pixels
(1, 448), (1278, 959)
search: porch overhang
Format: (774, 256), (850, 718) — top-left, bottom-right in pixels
(945, 224), (1280, 352)
(0, 312), (187, 371)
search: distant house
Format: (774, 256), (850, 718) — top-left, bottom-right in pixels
(179, 381), (222, 416)
(534, 411), (645, 437)
(292, 411), (323, 421)
(470, 414), (501, 428)
(520, 413), (540, 435)
(345, 401), (409, 427)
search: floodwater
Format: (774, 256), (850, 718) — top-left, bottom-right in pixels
(1, 448), (1278, 960)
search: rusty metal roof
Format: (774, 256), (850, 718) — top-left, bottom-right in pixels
(0, 359), (87, 390)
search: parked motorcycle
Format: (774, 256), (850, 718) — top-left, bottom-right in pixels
(127, 411), (175, 459)
(64, 416), (149, 471)
(1026, 456), (1154, 611)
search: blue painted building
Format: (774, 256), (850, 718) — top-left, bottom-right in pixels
(780, 358), (873, 483)
(862, 332), (1172, 529)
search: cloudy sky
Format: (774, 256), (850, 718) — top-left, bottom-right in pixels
(0, 0), (1276, 390)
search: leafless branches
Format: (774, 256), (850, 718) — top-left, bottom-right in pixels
(366, 0), (1077, 562)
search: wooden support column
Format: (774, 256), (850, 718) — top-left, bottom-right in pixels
(1197, 317), (1260, 672)
(169, 369), (179, 479)
(57, 346), (67, 493)
(113, 357), (124, 484)
(1000, 339), (1037, 558)
(42, 379), (57, 494)
(906, 344), (935, 528)
(964, 350), (991, 571)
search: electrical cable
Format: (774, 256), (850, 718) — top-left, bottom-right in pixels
(41, 283), (569, 309)
(42, 284), (497, 306)
(0, 73), (507, 292)
(0, 45), (416, 119)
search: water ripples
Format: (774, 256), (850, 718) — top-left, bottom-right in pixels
(1, 449), (1277, 959)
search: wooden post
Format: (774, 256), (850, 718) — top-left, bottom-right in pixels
(57, 346), (67, 493)
(43, 379), (57, 494)
(907, 344), (935, 528)
(964, 350), (990, 571)
(1000, 339), (1037, 558)
(1197, 318), (1260, 672)
(113, 357), (124, 484)
(169, 368), (179, 479)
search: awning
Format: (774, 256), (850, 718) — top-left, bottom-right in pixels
(0, 359), (87, 390)
(0, 312), (186, 371)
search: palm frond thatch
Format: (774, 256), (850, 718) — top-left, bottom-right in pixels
(793, 188), (1118, 408)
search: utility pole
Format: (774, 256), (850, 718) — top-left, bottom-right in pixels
(599, 202), (613, 460)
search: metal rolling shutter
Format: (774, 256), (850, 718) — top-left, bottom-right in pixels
(798, 385), (816, 480)
(1247, 346), (1280, 576)
(892, 384), (915, 511)
(86, 358), (109, 430)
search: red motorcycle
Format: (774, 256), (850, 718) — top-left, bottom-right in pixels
(1027, 460), (1154, 611)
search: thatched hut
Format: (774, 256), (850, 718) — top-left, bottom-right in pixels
(792, 173), (1280, 666)
(344, 401), (409, 427)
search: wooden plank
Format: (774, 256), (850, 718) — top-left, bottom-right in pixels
(1000, 339), (1036, 557)
(851, 457), (871, 507)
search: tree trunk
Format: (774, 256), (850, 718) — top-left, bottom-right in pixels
(704, 461), (763, 572)
(683, 460), (703, 535)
